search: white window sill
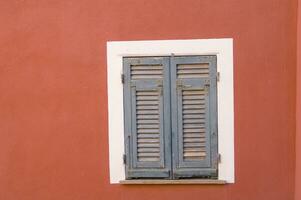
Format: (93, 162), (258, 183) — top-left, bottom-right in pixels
(120, 179), (227, 185)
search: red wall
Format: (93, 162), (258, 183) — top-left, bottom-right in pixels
(296, 0), (301, 199)
(0, 1), (297, 200)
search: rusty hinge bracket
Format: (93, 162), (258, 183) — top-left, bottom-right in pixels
(218, 154), (221, 163)
(123, 154), (126, 164)
(217, 72), (220, 82)
(121, 74), (125, 84)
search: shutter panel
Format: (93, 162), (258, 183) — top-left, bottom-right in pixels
(123, 57), (171, 179)
(171, 56), (218, 179)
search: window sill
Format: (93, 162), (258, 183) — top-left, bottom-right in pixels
(120, 179), (227, 185)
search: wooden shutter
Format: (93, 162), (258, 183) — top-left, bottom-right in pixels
(123, 57), (171, 179)
(171, 56), (218, 179)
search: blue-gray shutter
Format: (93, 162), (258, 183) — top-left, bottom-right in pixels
(123, 57), (171, 179)
(171, 56), (218, 178)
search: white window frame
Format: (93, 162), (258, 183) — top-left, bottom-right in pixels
(107, 39), (234, 184)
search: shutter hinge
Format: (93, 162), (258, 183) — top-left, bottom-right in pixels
(218, 154), (221, 163)
(217, 72), (220, 82)
(123, 154), (126, 164)
(121, 74), (125, 84)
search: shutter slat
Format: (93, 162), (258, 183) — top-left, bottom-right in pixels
(137, 124), (159, 129)
(137, 105), (159, 110)
(137, 129), (159, 133)
(137, 110), (159, 115)
(138, 143), (160, 148)
(132, 75), (162, 79)
(183, 114), (206, 119)
(138, 148), (160, 152)
(137, 114), (159, 119)
(177, 69), (210, 74)
(136, 89), (162, 163)
(137, 119), (159, 124)
(183, 95), (205, 100)
(184, 152), (206, 157)
(184, 147), (206, 151)
(137, 134), (160, 138)
(182, 88), (207, 161)
(183, 128), (205, 133)
(137, 96), (158, 100)
(184, 142), (206, 147)
(183, 119), (206, 124)
(138, 152), (160, 157)
(138, 157), (160, 162)
(183, 133), (205, 138)
(183, 105), (206, 110)
(177, 64), (209, 69)
(183, 109), (205, 114)
(131, 70), (162, 75)
(183, 90), (206, 95)
(184, 138), (206, 143)
(136, 91), (159, 96)
(182, 86), (206, 160)
(177, 63), (209, 79)
(183, 100), (205, 105)
(138, 138), (160, 143)
(178, 74), (209, 78)
(183, 124), (205, 128)
(131, 65), (162, 70)
(131, 65), (163, 80)
(136, 100), (158, 105)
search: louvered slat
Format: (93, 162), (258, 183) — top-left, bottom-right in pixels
(136, 90), (161, 162)
(182, 89), (207, 161)
(131, 65), (163, 80)
(177, 64), (209, 78)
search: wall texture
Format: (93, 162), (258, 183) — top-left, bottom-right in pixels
(0, 0), (297, 200)
(296, 0), (301, 199)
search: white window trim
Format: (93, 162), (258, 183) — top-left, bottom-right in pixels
(107, 39), (234, 184)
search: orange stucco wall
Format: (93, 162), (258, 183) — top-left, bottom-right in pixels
(296, 0), (301, 199)
(0, 1), (297, 200)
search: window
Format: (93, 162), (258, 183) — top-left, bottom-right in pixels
(123, 56), (218, 179)
(107, 39), (234, 184)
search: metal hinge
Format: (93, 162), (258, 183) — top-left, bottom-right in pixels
(121, 74), (125, 84)
(218, 154), (221, 163)
(217, 72), (220, 82)
(123, 154), (126, 164)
